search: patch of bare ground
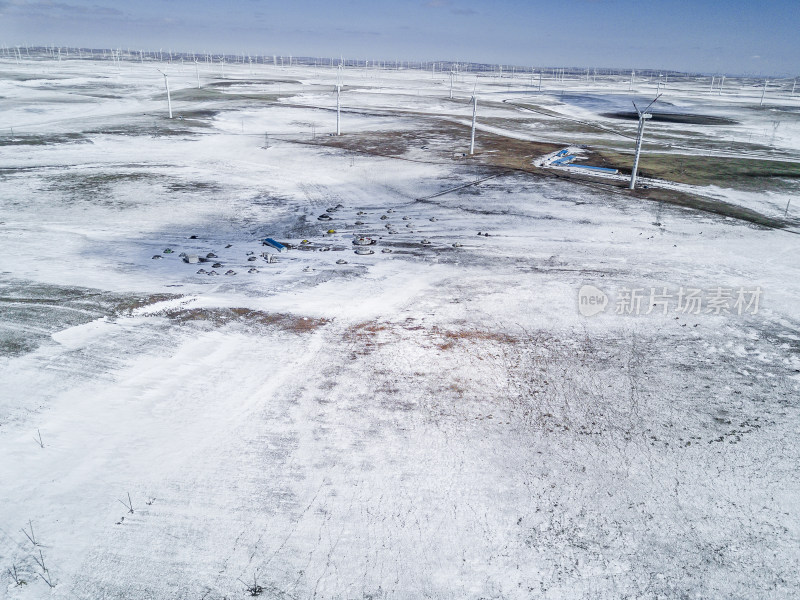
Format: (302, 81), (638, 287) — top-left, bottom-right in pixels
(314, 117), (791, 228)
(318, 129), (434, 157)
(344, 321), (390, 356)
(344, 319), (518, 352)
(113, 293), (182, 315)
(431, 327), (518, 351)
(162, 307), (329, 332)
(317, 118), (562, 166)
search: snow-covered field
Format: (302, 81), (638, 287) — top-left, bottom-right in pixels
(1, 55), (799, 599)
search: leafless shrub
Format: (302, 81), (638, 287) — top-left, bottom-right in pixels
(118, 491), (134, 514)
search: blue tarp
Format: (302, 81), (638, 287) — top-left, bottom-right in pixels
(262, 238), (287, 252)
(552, 155), (577, 166)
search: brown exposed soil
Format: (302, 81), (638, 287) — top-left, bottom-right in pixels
(163, 307), (329, 332)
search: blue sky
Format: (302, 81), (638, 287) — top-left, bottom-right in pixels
(0, 0), (797, 75)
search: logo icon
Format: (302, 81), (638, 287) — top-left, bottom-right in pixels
(578, 285), (608, 317)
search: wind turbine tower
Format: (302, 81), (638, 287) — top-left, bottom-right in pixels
(629, 95), (660, 190)
(336, 65), (342, 135)
(157, 69), (173, 119)
(469, 81), (478, 155)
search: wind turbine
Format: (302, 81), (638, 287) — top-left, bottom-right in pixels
(629, 94), (660, 190)
(336, 65), (342, 135)
(469, 79), (478, 155)
(157, 69), (173, 119)
(194, 59), (201, 88)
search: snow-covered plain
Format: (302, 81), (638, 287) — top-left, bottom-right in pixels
(1, 55), (799, 599)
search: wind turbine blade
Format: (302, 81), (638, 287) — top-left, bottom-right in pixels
(643, 94), (662, 114)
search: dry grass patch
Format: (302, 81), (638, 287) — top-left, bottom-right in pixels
(163, 307), (329, 332)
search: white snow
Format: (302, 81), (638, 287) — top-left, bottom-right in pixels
(1, 55), (799, 600)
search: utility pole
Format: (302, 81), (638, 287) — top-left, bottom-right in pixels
(629, 95), (660, 190)
(760, 79), (767, 106)
(158, 69), (173, 118)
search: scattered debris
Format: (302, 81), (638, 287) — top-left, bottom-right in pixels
(380, 215), (388, 220)
(353, 236), (376, 246)
(430, 217), (438, 222)
(183, 254), (199, 264)
(452, 242), (462, 248)
(381, 248), (393, 253)
(326, 229), (336, 234)
(225, 244), (233, 248)
(355, 221), (364, 225)
(247, 256), (257, 261)
(189, 235), (198, 239)
(421, 239), (432, 245)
